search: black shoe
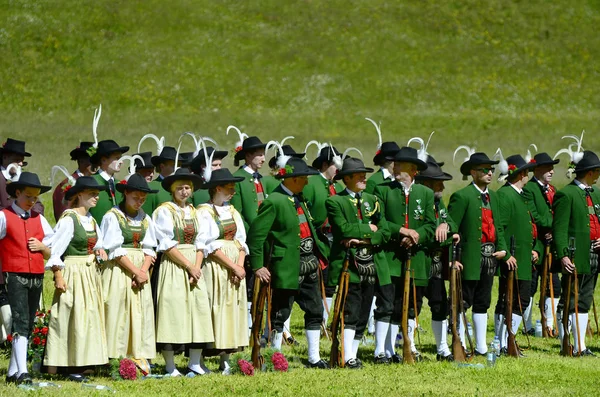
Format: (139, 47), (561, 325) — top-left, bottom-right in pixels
(374, 354), (390, 365)
(523, 328), (535, 336)
(66, 373), (88, 382)
(436, 353), (454, 362)
(474, 350), (487, 357)
(345, 358), (362, 369)
(5, 374), (17, 384)
(16, 373), (32, 385)
(286, 336), (300, 346)
(500, 347), (525, 358)
(307, 359), (329, 369)
(578, 349), (596, 357)
(391, 354), (403, 364)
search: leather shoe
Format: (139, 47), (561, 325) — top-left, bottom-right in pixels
(5, 374), (17, 384)
(436, 353), (454, 362)
(578, 349), (596, 357)
(286, 336), (300, 346)
(307, 359), (329, 369)
(500, 347), (525, 358)
(374, 354), (390, 364)
(345, 358), (362, 369)
(66, 373), (88, 382)
(16, 372), (32, 385)
(390, 353), (403, 364)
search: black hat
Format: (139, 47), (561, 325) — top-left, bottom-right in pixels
(275, 157), (320, 179)
(90, 140), (130, 164)
(179, 152), (194, 168)
(460, 152), (499, 176)
(116, 173), (159, 194)
(161, 168), (204, 192)
(427, 154), (445, 168)
(133, 152), (154, 170)
(190, 147), (228, 174)
(64, 176), (109, 201)
(201, 168), (245, 189)
(268, 145), (305, 169)
(234, 136), (267, 164)
(533, 152), (560, 167)
(503, 154), (537, 178)
(334, 157), (374, 180)
(69, 142), (94, 161)
(416, 159), (453, 181)
(373, 142), (401, 166)
(393, 147), (428, 171)
(151, 146), (179, 167)
(6, 172), (51, 197)
(574, 151), (600, 173)
(0, 138), (31, 157)
(311, 146), (341, 169)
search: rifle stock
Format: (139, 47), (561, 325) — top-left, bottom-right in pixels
(251, 243), (274, 369)
(506, 236), (519, 358)
(561, 237), (576, 356)
(539, 243), (551, 338)
(450, 241), (466, 362)
(329, 249), (352, 368)
(402, 249), (415, 364)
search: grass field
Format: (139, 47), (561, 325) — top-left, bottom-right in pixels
(2, 0), (600, 395)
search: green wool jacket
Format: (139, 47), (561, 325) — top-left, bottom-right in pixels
(523, 179), (555, 264)
(365, 169), (393, 195)
(422, 199), (458, 278)
(552, 181), (600, 275)
(230, 167), (265, 232)
(142, 178), (172, 217)
(374, 181), (436, 286)
(262, 175), (281, 194)
(325, 190), (391, 286)
(497, 184), (541, 281)
(89, 174), (123, 224)
(447, 183), (509, 281)
(248, 185), (328, 290)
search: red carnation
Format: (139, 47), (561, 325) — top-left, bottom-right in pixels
(119, 358), (138, 380)
(271, 352), (289, 372)
(41, 339), (46, 346)
(237, 359), (254, 376)
(33, 337), (41, 345)
(277, 168), (286, 176)
(62, 184), (72, 193)
(119, 180), (127, 185)
(529, 159), (536, 164)
(41, 327), (48, 335)
(6, 334), (12, 342)
(235, 146), (243, 153)
(375, 149), (381, 156)
(508, 164), (517, 173)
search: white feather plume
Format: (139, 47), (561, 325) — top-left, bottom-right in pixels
(6, 163), (22, 182)
(365, 118), (382, 149)
(196, 136), (216, 183)
(303, 140), (325, 159)
(280, 136), (295, 146)
(138, 134), (165, 155)
(50, 165), (75, 187)
(265, 140), (291, 170)
(493, 148), (508, 175)
(226, 125), (248, 149)
(408, 131), (435, 162)
(329, 143), (342, 169)
(560, 130), (585, 164)
(174, 141), (183, 173)
(92, 104), (102, 148)
(120, 154), (144, 176)
(525, 144), (538, 163)
(342, 147), (363, 161)
(452, 145), (476, 165)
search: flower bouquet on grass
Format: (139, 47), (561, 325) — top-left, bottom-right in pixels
(261, 348), (289, 372)
(110, 357), (150, 380)
(27, 309), (50, 372)
(229, 352), (255, 376)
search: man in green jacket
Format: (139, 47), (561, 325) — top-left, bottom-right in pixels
(374, 146), (436, 363)
(553, 150), (600, 356)
(141, 146), (180, 216)
(326, 157), (391, 368)
(248, 157), (330, 369)
(190, 146), (228, 206)
(262, 144), (305, 195)
(365, 142), (400, 194)
(89, 140), (130, 223)
(447, 152), (510, 356)
(493, 154), (539, 355)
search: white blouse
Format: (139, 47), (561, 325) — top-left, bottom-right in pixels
(196, 204), (249, 257)
(152, 202), (202, 252)
(100, 207), (157, 260)
(46, 210), (103, 270)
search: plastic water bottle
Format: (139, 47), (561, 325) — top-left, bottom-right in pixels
(493, 336), (501, 357)
(467, 322), (473, 339)
(535, 320), (543, 337)
(81, 384), (115, 393)
(486, 342), (496, 367)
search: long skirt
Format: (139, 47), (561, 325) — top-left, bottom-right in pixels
(155, 244), (214, 345)
(203, 240), (249, 349)
(102, 248), (156, 359)
(44, 254), (108, 367)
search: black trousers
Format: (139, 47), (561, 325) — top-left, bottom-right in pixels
(530, 265), (561, 300)
(462, 264), (496, 314)
(374, 282), (394, 323)
(271, 271), (323, 332)
(390, 276), (425, 324)
(494, 268), (531, 317)
(558, 250), (599, 314)
(4, 272), (43, 337)
(426, 277), (448, 322)
(344, 280), (375, 338)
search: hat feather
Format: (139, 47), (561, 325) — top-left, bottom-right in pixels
(92, 104), (102, 148)
(303, 140), (325, 159)
(280, 136), (295, 146)
(365, 118), (382, 149)
(50, 165), (75, 187)
(196, 136), (216, 183)
(408, 131), (435, 163)
(342, 147), (363, 161)
(328, 143), (342, 169)
(138, 134), (165, 155)
(493, 148), (508, 175)
(120, 154), (144, 176)
(525, 144), (538, 163)
(5, 164), (21, 183)
(174, 141), (183, 173)
(266, 140), (291, 170)
(178, 132), (199, 157)
(452, 145), (476, 165)
(226, 125), (248, 149)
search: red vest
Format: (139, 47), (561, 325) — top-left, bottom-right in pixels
(0, 207), (45, 274)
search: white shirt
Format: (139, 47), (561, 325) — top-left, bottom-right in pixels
(381, 167), (393, 181)
(280, 184), (295, 197)
(0, 202), (54, 241)
(196, 204), (249, 257)
(98, 169), (114, 182)
(509, 183), (523, 195)
(400, 180), (414, 195)
(243, 165), (261, 183)
(45, 209), (101, 269)
(574, 179), (589, 191)
(100, 207), (157, 260)
(152, 202), (202, 252)
(345, 188), (362, 198)
(472, 182), (489, 195)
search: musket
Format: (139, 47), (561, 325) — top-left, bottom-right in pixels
(450, 240), (467, 362)
(505, 236), (520, 358)
(593, 298), (600, 337)
(573, 267), (581, 356)
(539, 241), (551, 337)
(318, 266), (330, 341)
(402, 248), (415, 364)
(250, 242), (274, 369)
(561, 237), (576, 356)
(329, 249), (352, 368)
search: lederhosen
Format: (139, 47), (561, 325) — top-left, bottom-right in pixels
(425, 201), (449, 322)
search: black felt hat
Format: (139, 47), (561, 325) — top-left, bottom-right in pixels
(275, 157), (320, 179)
(233, 136), (267, 163)
(161, 168), (204, 192)
(393, 147), (428, 171)
(427, 154), (445, 168)
(533, 152), (560, 167)
(415, 159), (453, 181)
(201, 168), (245, 189)
(574, 151), (600, 173)
(69, 142), (94, 161)
(116, 173), (159, 194)
(373, 142), (401, 166)
(133, 152), (154, 170)
(268, 145), (305, 169)
(6, 172), (51, 197)
(64, 175), (109, 201)
(190, 147), (229, 174)
(503, 154), (537, 178)
(311, 146), (341, 169)
(178, 152), (194, 168)
(334, 158), (374, 180)
(151, 146), (179, 167)
(90, 140), (130, 164)
(459, 152), (499, 176)
(0, 138), (31, 157)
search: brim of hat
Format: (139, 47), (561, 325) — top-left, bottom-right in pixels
(201, 176), (245, 190)
(394, 156), (428, 171)
(234, 144), (267, 161)
(512, 162), (538, 175)
(6, 182), (51, 197)
(574, 163), (600, 173)
(69, 148), (90, 161)
(64, 184), (109, 200)
(275, 168), (320, 179)
(415, 171), (453, 181)
(460, 159), (500, 176)
(115, 184), (159, 194)
(535, 159), (560, 166)
(90, 146), (130, 162)
(151, 155), (177, 166)
(135, 164), (155, 170)
(0, 148), (32, 157)
(161, 173), (204, 192)
(372, 153), (396, 165)
(268, 153), (306, 169)
(334, 167), (375, 180)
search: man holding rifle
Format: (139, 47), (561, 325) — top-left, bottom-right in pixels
(326, 157), (391, 368)
(553, 150), (600, 356)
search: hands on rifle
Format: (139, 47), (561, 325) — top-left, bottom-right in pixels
(369, 223), (378, 232)
(435, 223), (450, 242)
(399, 227), (419, 248)
(561, 256), (575, 273)
(532, 250), (539, 264)
(452, 260), (464, 271)
(255, 267), (271, 283)
(340, 238), (369, 248)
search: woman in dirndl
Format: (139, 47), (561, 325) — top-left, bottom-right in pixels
(196, 168), (249, 373)
(100, 174), (158, 363)
(44, 176), (109, 381)
(152, 168), (214, 376)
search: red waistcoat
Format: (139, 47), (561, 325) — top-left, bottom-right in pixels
(0, 207), (45, 274)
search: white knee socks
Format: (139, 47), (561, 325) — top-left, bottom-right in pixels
(343, 328), (356, 363)
(271, 330), (283, 350)
(374, 320), (389, 357)
(385, 324), (399, 357)
(473, 313), (488, 354)
(13, 335), (28, 376)
(432, 320), (451, 356)
(572, 313), (589, 354)
(306, 329), (321, 364)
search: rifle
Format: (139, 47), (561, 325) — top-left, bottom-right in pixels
(250, 243), (273, 369)
(450, 240), (467, 362)
(561, 237), (576, 356)
(505, 236), (520, 358)
(573, 267), (581, 356)
(329, 249), (352, 368)
(402, 249), (415, 364)
(593, 298), (600, 337)
(539, 241), (551, 337)
(318, 266), (330, 341)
